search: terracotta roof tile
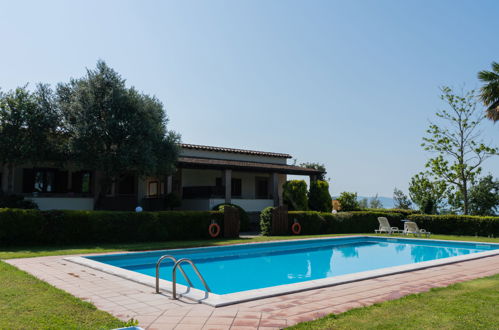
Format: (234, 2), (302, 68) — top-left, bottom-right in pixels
(180, 143), (292, 158)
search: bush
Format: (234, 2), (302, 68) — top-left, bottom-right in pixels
(337, 192), (360, 211)
(287, 211), (405, 235)
(308, 180), (332, 212)
(362, 208), (420, 217)
(0, 193), (38, 209)
(164, 193), (181, 210)
(212, 203), (250, 231)
(282, 180), (308, 211)
(407, 214), (499, 237)
(0, 208), (224, 246)
(259, 206), (274, 236)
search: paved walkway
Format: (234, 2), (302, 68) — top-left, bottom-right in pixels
(6, 254), (499, 330)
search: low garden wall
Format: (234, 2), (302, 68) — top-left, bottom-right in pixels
(0, 208), (231, 246)
(260, 207), (499, 237)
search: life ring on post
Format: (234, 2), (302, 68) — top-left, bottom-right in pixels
(209, 223), (221, 238)
(291, 222), (301, 235)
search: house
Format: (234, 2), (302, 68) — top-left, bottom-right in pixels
(1, 143), (323, 212)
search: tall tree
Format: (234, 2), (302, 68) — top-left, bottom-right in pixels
(57, 61), (179, 203)
(300, 162), (328, 181)
(0, 85), (61, 193)
(393, 188), (412, 209)
(308, 180), (332, 212)
(369, 194), (383, 209)
(337, 192), (359, 211)
(478, 61), (499, 122)
(358, 197), (369, 209)
(408, 173), (447, 214)
(422, 87), (498, 214)
(468, 175), (499, 216)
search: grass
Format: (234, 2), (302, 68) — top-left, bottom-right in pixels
(1, 233), (498, 260)
(0, 261), (127, 330)
(289, 274), (499, 330)
(0, 233), (497, 329)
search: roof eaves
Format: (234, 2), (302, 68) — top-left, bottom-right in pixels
(180, 143), (292, 159)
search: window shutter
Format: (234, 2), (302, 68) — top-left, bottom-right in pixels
(22, 169), (34, 193)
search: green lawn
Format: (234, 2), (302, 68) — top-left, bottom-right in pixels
(1, 233), (497, 329)
(0, 261), (127, 330)
(1, 233), (498, 260)
(289, 274), (499, 330)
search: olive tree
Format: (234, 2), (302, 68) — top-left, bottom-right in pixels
(57, 61), (179, 202)
(0, 85), (62, 193)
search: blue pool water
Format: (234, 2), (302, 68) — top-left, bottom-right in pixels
(87, 237), (498, 295)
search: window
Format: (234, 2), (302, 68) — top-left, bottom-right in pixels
(231, 178), (242, 197)
(22, 168), (68, 193)
(148, 181), (159, 197)
(255, 177), (269, 198)
(71, 171), (92, 194)
(34, 170), (55, 192)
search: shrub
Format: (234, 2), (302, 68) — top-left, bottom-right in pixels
(407, 214), (499, 237)
(259, 206), (274, 236)
(0, 208), (224, 246)
(212, 203), (250, 231)
(308, 180), (332, 212)
(282, 180), (308, 211)
(337, 192), (360, 211)
(0, 193), (38, 209)
(362, 208), (420, 217)
(288, 211), (405, 235)
(164, 193), (181, 210)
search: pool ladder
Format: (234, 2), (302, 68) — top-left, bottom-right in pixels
(155, 255), (211, 300)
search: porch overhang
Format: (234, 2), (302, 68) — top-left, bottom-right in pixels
(176, 157), (323, 176)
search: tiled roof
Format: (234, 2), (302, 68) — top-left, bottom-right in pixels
(177, 157), (323, 175)
(180, 143), (292, 159)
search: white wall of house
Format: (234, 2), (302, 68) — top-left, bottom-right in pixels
(28, 197), (94, 210)
(180, 149), (288, 165)
(181, 169), (282, 200)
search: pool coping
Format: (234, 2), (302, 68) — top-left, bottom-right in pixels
(65, 235), (499, 307)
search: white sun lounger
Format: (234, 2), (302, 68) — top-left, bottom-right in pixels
(375, 217), (401, 235)
(403, 221), (431, 238)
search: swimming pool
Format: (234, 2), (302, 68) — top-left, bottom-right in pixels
(67, 236), (499, 306)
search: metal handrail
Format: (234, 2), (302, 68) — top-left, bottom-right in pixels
(172, 258), (211, 300)
(155, 255), (193, 294)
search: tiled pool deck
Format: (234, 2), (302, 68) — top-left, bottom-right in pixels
(6, 253), (499, 330)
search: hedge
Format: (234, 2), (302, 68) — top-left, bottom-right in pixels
(362, 208), (421, 217)
(260, 209), (499, 237)
(0, 208), (224, 246)
(407, 214), (499, 237)
(261, 209), (405, 236)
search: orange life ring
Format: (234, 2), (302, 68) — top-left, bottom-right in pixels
(291, 222), (301, 235)
(209, 223), (221, 238)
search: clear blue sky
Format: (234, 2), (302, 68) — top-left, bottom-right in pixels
(1, 0), (498, 197)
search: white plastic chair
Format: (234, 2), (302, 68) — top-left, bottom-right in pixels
(375, 217), (401, 235)
(403, 221), (431, 238)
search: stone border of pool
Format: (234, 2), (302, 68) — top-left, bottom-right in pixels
(65, 235), (499, 307)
